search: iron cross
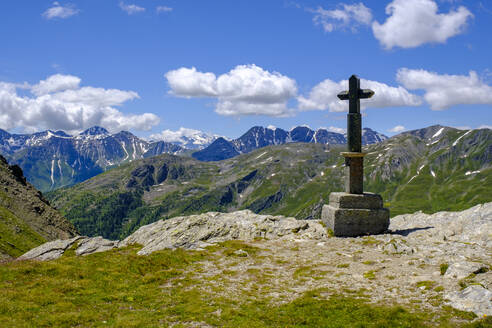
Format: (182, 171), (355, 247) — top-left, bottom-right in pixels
(337, 75), (374, 194)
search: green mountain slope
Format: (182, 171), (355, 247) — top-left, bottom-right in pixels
(47, 125), (491, 240)
(0, 156), (77, 260)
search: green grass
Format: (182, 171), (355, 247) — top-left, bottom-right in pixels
(1, 242), (486, 327)
(440, 263), (449, 275)
(0, 205), (46, 257)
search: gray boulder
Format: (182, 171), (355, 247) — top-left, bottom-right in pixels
(17, 236), (84, 261)
(76, 237), (118, 256)
(445, 285), (492, 317)
(444, 261), (488, 280)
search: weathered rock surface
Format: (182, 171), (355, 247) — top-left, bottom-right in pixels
(120, 210), (327, 255)
(18, 203), (491, 317)
(445, 285), (492, 317)
(444, 262), (487, 280)
(17, 236), (83, 261)
(75, 236), (118, 256)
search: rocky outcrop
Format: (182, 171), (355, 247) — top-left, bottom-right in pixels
(388, 203), (491, 247)
(18, 203), (491, 317)
(18, 236), (117, 261)
(75, 236), (118, 256)
(18, 236), (83, 261)
(18, 210), (326, 259)
(120, 210), (326, 255)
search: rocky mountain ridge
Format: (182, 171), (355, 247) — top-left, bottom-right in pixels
(0, 155), (77, 261)
(193, 125), (387, 161)
(0, 126), (183, 192)
(19, 203), (492, 318)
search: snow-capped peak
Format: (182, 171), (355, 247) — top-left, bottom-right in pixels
(149, 127), (218, 150)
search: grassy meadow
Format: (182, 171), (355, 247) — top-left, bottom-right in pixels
(1, 241), (490, 327)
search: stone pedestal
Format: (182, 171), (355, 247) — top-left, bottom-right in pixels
(321, 192), (389, 237)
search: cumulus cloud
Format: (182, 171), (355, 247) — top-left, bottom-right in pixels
(42, 2), (79, 19)
(0, 74), (159, 134)
(31, 74), (81, 96)
(156, 6), (173, 13)
(372, 0), (473, 49)
(165, 65), (297, 117)
(119, 2), (145, 15)
(298, 78), (421, 112)
(165, 67), (218, 97)
(311, 2), (372, 32)
(397, 68), (492, 110)
(389, 125), (406, 133)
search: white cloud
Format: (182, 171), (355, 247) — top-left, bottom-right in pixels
(42, 2), (79, 19)
(478, 125), (492, 130)
(165, 67), (218, 97)
(165, 64), (297, 117)
(156, 6), (173, 13)
(372, 0), (473, 49)
(119, 2), (145, 15)
(389, 125), (406, 133)
(150, 127), (203, 143)
(311, 2), (372, 32)
(0, 75), (159, 134)
(326, 126), (346, 134)
(397, 68), (492, 110)
(31, 74), (81, 96)
(298, 77), (421, 112)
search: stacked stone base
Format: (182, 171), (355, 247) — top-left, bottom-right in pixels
(322, 192), (389, 237)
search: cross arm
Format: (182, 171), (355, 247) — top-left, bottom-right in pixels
(359, 89), (374, 99)
(337, 91), (349, 100)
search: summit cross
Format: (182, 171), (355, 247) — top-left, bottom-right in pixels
(337, 75), (374, 194)
(321, 74), (389, 237)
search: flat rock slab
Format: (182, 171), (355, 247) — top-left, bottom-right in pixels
(17, 236), (84, 261)
(76, 237), (118, 256)
(445, 285), (492, 317)
(444, 261), (488, 280)
(120, 210), (327, 255)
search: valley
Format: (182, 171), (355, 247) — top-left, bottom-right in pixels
(47, 125), (491, 240)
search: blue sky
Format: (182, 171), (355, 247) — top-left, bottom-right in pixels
(0, 0), (491, 140)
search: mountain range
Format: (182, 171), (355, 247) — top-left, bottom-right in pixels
(192, 126), (388, 161)
(0, 127), (183, 192)
(0, 125), (387, 192)
(47, 125), (491, 240)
